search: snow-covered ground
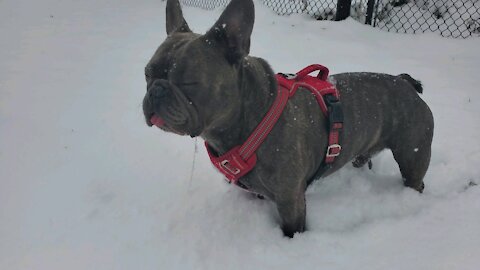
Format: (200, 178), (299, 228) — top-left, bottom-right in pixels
(1, 0), (479, 269)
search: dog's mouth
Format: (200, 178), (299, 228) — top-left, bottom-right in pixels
(149, 114), (187, 136)
(145, 103), (203, 137)
(150, 115), (165, 127)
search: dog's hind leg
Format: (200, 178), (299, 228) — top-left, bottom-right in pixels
(388, 125), (433, 193)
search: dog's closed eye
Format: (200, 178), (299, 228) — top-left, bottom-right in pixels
(175, 82), (200, 86)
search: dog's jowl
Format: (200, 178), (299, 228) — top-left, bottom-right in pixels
(142, 0), (434, 237)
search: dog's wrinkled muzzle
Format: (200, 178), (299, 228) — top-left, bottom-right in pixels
(143, 78), (203, 136)
(143, 79), (174, 127)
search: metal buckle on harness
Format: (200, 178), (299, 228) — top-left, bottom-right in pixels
(326, 144), (342, 158)
(220, 160), (241, 175)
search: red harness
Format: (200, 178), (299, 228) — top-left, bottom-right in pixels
(205, 64), (343, 185)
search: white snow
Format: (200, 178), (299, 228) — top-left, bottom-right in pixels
(1, 0), (480, 269)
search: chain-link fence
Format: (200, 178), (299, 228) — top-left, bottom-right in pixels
(180, 0), (228, 10)
(178, 0), (480, 38)
(374, 0), (480, 38)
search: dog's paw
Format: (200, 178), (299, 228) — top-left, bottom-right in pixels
(352, 155), (372, 169)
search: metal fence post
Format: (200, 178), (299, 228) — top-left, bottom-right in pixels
(335, 0), (352, 21)
(365, 0), (376, 25)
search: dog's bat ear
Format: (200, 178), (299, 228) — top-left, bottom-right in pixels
(166, 0), (191, 35)
(204, 0), (255, 64)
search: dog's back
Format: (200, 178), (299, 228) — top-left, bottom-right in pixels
(325, 72), (433, 192)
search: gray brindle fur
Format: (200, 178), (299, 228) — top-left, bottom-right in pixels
(142, 0), (434, 237)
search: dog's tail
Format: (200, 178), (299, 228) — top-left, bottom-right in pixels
(398, 73), (423, 94)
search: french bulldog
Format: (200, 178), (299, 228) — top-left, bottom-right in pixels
(142, 0), (434, 237)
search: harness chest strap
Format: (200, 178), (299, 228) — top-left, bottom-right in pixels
(204, 85), (290, 181)
(205, 64), (344, 184)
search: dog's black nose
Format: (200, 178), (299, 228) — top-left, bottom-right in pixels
(148, 79), (170, 99)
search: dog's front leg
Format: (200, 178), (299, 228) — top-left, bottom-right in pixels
(275, 190), (306, 238)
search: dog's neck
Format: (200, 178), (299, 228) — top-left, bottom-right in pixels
(201, 57), (277, 155)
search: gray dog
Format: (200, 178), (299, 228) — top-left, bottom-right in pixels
(142, 0), (434, 237)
